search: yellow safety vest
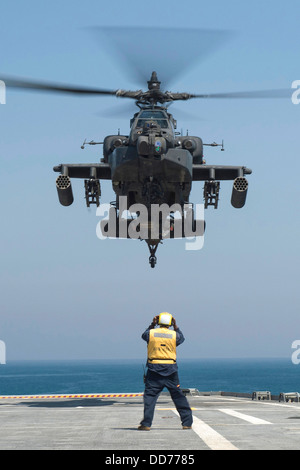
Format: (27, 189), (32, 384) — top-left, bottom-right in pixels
(147, 327), (177, 364)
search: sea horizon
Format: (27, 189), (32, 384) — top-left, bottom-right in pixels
(0, 357), (298, 397)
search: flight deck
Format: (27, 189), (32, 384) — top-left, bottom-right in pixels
(0, 391), (300, 451)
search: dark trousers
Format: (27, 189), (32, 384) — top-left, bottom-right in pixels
(141, 370), (193, 427)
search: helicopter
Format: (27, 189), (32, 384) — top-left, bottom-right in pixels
(57, 70), (252, 268)
(2, 27), (291, 267)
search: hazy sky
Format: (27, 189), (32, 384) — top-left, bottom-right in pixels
(0, 0), (299, 361)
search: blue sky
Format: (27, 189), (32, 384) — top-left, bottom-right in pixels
(0, 0), (299, 361)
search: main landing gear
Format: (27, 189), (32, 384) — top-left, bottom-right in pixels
(147, 242), (160, 268)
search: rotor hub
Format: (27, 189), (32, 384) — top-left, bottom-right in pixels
(147, 71), (161, 91)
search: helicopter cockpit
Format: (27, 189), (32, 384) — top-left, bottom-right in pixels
(136, 110), (169, 129)
(130, 108), (176, 144)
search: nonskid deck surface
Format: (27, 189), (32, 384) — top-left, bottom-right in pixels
(0, 392), (300, 450)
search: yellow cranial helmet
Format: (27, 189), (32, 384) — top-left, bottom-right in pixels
(158, 312), (172, 327)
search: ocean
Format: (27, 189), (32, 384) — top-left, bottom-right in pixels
(0, 358), (299, 396)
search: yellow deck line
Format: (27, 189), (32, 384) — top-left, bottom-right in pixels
(0, 393), (144, 400)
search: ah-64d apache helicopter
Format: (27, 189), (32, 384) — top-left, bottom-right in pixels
(3, 27), (290, 267)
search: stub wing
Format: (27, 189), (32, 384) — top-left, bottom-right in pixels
(53, 163), (111, 207)
(53, 163), (111, 180)
(192, 165), (252, 209)
(192, 164), (252, 181)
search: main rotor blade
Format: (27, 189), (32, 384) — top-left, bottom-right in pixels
(1, 75), (119, 96)
(190, 88), (292, 99)
(97, 101), (137, 118)
(91, 26), (233, 89)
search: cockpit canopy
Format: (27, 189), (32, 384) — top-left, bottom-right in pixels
(130, 108), (176, 143)
(136, 110), (169, 129)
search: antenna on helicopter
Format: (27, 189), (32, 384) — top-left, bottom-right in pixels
(81, 139), (103, 149)
(203, 140), (225, 151)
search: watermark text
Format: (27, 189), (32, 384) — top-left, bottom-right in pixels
(0, 80), (6, 104)
(291, 340), (300, 364)
(96, 197), (205, 251)
(291, 80), (300, 105)
(0, 340), (6, 364)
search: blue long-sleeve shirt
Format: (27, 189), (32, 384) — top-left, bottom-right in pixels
(142, 326), (185, 376)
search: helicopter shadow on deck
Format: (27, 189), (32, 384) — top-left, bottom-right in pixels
(16, 396), (171, 409)
(16, 398), (122, 408)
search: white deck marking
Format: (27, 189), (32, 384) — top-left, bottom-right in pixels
(219, 408), (272, 425)
(172, 410), (238, 450)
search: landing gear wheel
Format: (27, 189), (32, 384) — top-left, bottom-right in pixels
(149, 256), (157, 268)
(147, 242), (159, 268)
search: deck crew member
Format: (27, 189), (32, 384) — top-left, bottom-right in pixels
(138, 312), (193, 430)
